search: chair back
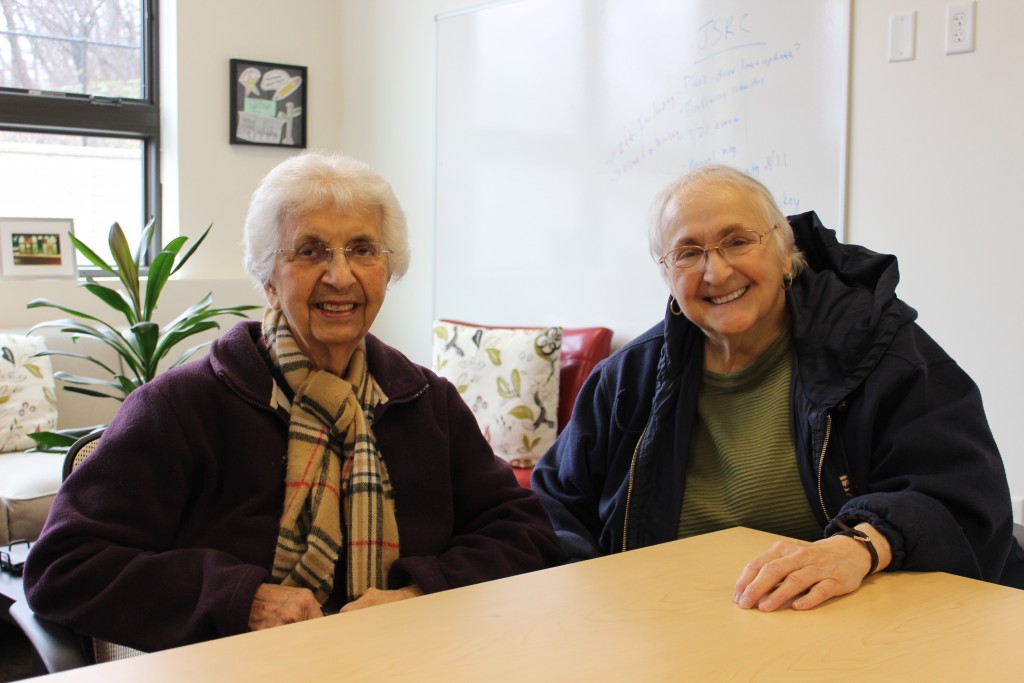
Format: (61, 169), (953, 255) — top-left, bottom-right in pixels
(61, 428), (104, 481)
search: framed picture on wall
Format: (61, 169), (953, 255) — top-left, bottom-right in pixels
(229, 58), (307, 148)
(0, 217), (77, 279)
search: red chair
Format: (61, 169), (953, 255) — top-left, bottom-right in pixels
(436, 320), (612, 488)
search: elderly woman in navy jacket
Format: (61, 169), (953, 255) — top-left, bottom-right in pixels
(25, 151), (558, 651)
(533, 164), (1024, 611)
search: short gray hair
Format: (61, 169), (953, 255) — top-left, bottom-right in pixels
(648, 164), (806, 277)
(242, 151), (410, 286)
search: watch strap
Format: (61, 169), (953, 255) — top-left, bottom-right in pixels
(831, 521), (880, 577)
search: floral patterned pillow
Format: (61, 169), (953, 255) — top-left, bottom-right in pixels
(432, 321), (562, 466)
(0, 334), (59, 453)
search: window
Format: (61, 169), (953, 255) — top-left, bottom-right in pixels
(0, 0), (159, 266)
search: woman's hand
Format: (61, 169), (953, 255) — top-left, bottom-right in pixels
(733, 524), (891, 611)
(339, 585), (424, 613)
(248, 583), (323, 630)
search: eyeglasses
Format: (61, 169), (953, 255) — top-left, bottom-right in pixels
(658, 226), (777, 272)
(274, 240), (393, 268)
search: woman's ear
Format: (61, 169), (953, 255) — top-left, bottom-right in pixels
(264, 281), (281, 310)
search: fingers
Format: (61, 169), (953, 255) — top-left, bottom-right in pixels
(733, 539), (803, 608)
(733, 537), (869, 612)
(339, 585), (424, 613)
(248, 583), (323, 631)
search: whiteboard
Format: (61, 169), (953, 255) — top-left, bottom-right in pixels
(435, 0), (849, 344)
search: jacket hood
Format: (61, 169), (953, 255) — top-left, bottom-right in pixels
(787, 211), (917, 407)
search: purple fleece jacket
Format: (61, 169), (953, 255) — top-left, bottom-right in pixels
(24, 321), (558, 652)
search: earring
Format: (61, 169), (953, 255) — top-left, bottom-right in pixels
(669, 298), (684, 316)
(782, 272), (794, 290)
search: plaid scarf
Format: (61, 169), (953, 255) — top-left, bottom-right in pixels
(263, 308), (400, 604)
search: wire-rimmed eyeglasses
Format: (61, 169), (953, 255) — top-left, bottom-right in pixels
(274, 240), (393, 268)
(658, 225), (777, 272)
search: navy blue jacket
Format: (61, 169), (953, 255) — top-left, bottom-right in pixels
(533, 212), (1024, 588)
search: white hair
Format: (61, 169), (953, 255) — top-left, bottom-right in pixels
(648, 164), (806, 278)
(242, 151), (410, 287)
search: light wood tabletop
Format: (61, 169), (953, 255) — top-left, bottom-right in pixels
(42, 527), (1024, 681)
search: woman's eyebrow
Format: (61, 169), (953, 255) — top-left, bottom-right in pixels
(671, 223), (747, 247)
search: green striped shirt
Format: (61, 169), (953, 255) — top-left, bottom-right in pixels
(677, 331), (821, 542)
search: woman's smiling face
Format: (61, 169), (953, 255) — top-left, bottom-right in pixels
(660, 180), (791, 353)
(264, 203), (389, 375)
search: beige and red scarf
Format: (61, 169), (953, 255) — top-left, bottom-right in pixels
(263, 309), (399, 604)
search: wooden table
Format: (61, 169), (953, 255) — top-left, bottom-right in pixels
(41, 527), (1024, 681)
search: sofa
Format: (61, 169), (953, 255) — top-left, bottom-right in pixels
(0, 331), (118, 547)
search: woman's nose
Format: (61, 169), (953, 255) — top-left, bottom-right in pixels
(702, 248), (732, 282)
(321, 253), (358, 285)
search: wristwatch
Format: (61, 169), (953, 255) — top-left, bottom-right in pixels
(831, 520), (879, 577)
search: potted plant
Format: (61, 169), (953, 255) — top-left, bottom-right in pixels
(27, 221), (261, 450)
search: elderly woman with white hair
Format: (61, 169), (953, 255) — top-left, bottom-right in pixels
(533, 163), (1024, 611)
(25, 151), (558, 652)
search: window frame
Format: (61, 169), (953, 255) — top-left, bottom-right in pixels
(0, 0), (161, 267)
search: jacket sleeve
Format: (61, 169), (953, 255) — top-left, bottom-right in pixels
(387, 380), (560, 591)
(824, 328), (1021, 586)
(23, 379), (271, 652)
(531, 367), (619, 563)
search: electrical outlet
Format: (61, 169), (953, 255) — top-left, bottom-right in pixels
(945, 2), (975, 55)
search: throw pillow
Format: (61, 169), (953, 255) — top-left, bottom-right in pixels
(432, 321), (562, 466)
(0, 334), (59, 453)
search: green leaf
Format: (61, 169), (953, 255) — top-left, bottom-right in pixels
(134, 218), (157, 267)
(168, 340), (212, 369)
(114, 374), (141, 396)
(0, 395), (8, 405)
(24, 363), (43, 379)
(511, 368), (521, 395)
(61, 385), (125, 401)
(434, 326), (449, 343)
(486, 348), (502, 365)
(169, 224), (212, 276)
(53, 372), (126, 390)
(456, 384), (468, 393)
(107, 222), (141, 315)
(28, 301), (113, 326)
(27, 431), (80, 448)
(34, 349), (120, 377)
(508, 405), (535, 420)
(81, 280), (138, 325)
(68, 232), (116, 275)
(142, 243), (182, 320)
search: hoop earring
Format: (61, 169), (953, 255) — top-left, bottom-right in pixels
(669, 298), (684, 316)
(782, 272), (794, 290)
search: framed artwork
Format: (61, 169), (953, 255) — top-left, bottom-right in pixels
(0, 217), (76, 279)
(230, 58), (307, 148)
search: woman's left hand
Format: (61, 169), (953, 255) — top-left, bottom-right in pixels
(733, 525), (890, 611)
(339, 585), (424, 613)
